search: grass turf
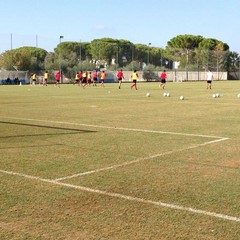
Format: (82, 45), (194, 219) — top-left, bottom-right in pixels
(0, 81), (239, 239)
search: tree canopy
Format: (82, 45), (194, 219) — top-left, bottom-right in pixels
(0, 34), (235, 77)
(0, 47), (47, 71)
(167, 34), (204, 50)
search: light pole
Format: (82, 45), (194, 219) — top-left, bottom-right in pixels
(36, 35), (38, 48)
(147, 42), (151, 65)
(10, 33), (13, 69)
(59, 36), (64, 83)
(186, 48), (189, 81)
(59, 35), (64, 44)
(116, 45), (119, 70)
(79, 39), (82, 70)
(35, 35), (38, 71)
(238, 53), (240, 80)
(131, 44), (134, 71)
(216, 49), (219, 80)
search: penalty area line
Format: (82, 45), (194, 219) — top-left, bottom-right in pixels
(54, 137), (229, 181)
(0, 169), (239, 223)
(0, 116), (228, 139)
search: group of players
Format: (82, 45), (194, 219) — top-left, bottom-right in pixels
(73, 69), (168, 90)
(74, 70), (105, 88)
(31, 69), (213, 90)
(31, 69), (169, 90)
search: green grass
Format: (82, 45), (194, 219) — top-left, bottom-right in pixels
(0, 81), (240, 239)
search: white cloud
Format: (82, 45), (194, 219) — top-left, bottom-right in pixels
(94, 24), (106, 30)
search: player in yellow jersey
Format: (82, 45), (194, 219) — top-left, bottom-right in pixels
(32, 72), (37, 85)
(100, 70), (106, 87)
(87, 71), (92, 86)
(82, 71), (87, 88)
(44, 71), (49, 86)
(74, 72), (80, 85)
(131, 70), (138, 90)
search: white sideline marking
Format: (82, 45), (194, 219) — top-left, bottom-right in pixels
(1, 117), (234, 222)
(0, 169), (239, 223)
(54, 137), (228, 181)
(0, 116), (228, 139)
(1, 116), (229, 182)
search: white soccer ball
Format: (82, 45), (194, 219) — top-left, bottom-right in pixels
(215, 93), (220, 97)
(180, 96), (184, 100)
(237, 93), (240, 98)
(212, 94), (216, 98)
(163, 92), (167, 97)
(166, 93), (170, 97)
(146, 92), (151, 97)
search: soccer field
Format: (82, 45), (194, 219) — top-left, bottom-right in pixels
(0, 81), (239, 240)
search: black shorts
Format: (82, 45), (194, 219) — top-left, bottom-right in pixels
(133, 80), (137, 83)
(161, 79), (166, 83)
(207, 80), (212, 84)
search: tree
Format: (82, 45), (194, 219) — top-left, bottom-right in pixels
(166, 35), (229, 71)
(166, 35), (203, 69)
(198, 38), (229, 51)
(54, 41), (91, 68)
(143, 64), (160, 81)
(0, 47), (47, 71)
(224, 51), (239, 72)
(44, 52), (58, 70)
(89, 38), (134, 67)
(134, 44), (148, 64)
(167, 34), (204, 50)
(116, 40), (134, 66)
(148, 47), (166, 67)
(197, 39), (229, 70)
(0, 51), (13, 70)
(124, 61), (141, 71)
(90, 38), (119, 65)
(0, 35), (232, 76)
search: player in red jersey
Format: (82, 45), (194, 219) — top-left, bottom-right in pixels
(117, 69), (125, 89)
(159, 70), (167, 89)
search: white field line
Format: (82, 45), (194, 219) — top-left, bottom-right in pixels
(54, 137), (228, 181)
(0, 116), (230, 181)
(0, 169), (239, 223)
(1, 116), (234, 222)
(0, 116), (227, 139)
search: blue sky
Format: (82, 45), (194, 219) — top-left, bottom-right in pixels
(0, 0), (239, 53)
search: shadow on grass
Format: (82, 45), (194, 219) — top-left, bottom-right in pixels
(0, 120), (97, 139)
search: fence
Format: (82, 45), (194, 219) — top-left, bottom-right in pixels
(104, 70), (228, 82)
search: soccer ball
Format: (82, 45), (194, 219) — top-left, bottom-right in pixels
(146, 92), (151, 97)
(215, 93), (220, 97)
(212, 94), (216, 98)
(237, 93), (240, 98)
(180, 96), (184, 100)
(166, 93), (170, 97)
(163, 92), (167, 97)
